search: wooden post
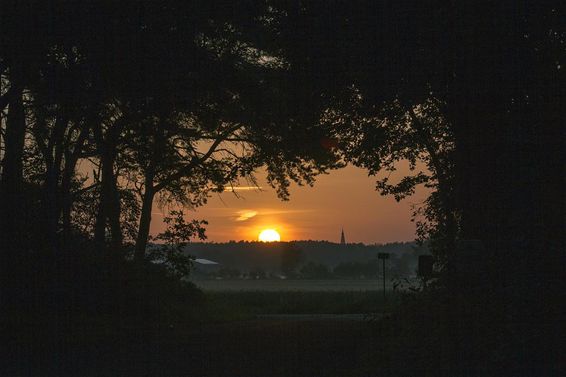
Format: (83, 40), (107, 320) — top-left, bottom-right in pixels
(378, 253), (390, 314)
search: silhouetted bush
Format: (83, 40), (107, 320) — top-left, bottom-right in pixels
(2, 244), (204, 338)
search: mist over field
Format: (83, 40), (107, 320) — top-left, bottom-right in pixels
(192, 279), (390, 292)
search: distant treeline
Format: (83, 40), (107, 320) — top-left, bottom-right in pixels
(185, 241), (428, 279)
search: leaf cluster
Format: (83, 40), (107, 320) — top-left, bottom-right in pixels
(148, 210), (208, 278)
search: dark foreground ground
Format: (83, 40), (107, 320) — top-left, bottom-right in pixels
(5, 318), (388, 377)
(2, 263), (562, 377)
(7, 314), (560, 377)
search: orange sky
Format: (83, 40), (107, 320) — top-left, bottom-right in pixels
(149, 163), (429, 244)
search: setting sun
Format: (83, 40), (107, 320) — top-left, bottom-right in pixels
(258, 229), (281, 242)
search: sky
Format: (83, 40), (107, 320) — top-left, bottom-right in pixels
(149, 163), (429, 244)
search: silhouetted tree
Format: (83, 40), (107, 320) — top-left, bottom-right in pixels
(1, 1), (341, 260)
(323, 90), (457, 265)
(300, 262), (331, 279)
(280, 242), (303, 277)
(148, 210), (206, 278)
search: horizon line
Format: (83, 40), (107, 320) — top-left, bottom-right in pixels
(185, 239), (416, 245)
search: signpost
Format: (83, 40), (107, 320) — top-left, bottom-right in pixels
(377, 252), (390, 314)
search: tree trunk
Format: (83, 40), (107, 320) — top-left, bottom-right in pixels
(60, 151), (76, 241)
(60, 127), (89, 239)
(107, 170), (123, 253)
(44, 163), (59, 251)
(134, 177), (155, 261)
(43, 116), (69, 252)
(60, 173), (73, 241)
(94, 193), (107, 252)
(93, 122), (123, 254)
(94, 146), (122, 254)
(0, 83), (26, 251)
(134, 119), (168, 261)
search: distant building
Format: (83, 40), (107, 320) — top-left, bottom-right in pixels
(194, 258), (218, 265)
(192, 258), (220, 276)
(340, 228), (346, 245)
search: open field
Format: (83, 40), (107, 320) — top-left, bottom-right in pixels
(192, 278), (391, 291)
(189, 279), (399, 321)
(199, 291), (399, 321)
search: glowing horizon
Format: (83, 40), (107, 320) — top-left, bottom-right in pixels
(150, 165), (429, 244)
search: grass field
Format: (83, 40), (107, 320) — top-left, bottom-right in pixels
(190, 280), (399, 322)
(3, 275), (401, 376)
(192, 278), (390, 291)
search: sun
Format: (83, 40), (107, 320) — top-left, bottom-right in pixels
(258, 229), (281, 242)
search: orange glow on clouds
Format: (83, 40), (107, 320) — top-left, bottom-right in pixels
(150, 164), (430, 244)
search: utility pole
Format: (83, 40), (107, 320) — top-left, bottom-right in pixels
(377, 252), (390, 315)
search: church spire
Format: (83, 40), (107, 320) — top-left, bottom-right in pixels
(340, 228), (346, 245)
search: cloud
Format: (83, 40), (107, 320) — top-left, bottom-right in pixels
(198, 207), (314, 221)
(234, 209), (314, 221)
(235, 210), (258, 221)
(259, 209), (313, 215)
(224, 186), (263, 192)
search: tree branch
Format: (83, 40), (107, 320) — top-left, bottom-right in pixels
(153, 123), (243, 192)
